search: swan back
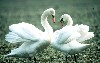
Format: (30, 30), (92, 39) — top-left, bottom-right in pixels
(52, 26), (81, 44)
(5, 22), (43, 43)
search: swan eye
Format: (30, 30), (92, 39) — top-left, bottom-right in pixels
(60, 18), (64, 23)
(60, 18), (64, 26)
(52, 15), (55, 18)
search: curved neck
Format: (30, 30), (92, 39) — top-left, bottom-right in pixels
(67, 17), (73, 26)
(41, 10), (53, 35)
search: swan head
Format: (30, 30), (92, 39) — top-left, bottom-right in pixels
(60, 14), (73, 26)
(42, 8), (55, 23)
(48, 8), (55, 23)
(48, 8), (55, 16)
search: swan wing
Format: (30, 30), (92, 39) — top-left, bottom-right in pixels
(61, 40), (90, 54)
(77, 32), (94, 42)
(5, 22), (43, 43)
(66, 31), (81, 43)
(5, 32), (32, 43)
(5, 41), (34, 58)
(52, 26), (81, 44)
(5, 38), (50, 58)
(75, 24), (94, 42)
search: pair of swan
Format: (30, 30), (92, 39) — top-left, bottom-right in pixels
(5, 8), (94, 62)
(5, 8), (55, 62)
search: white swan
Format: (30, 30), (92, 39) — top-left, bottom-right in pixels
(59, 14), (94, 43)
(51, 14), (94, 62)
(5, 8), (55, 62)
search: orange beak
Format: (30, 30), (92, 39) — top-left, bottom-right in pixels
(52, 15), (55, 23)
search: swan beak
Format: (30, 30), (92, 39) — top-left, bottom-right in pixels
(52, 15), (55, 23)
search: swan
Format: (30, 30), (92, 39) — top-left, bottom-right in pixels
(5, 8), (55, 62)
(51, 14), (94, 62)
(60, 14), (94, 43)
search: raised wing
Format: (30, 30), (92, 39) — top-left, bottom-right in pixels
(5, 22), (43, 43)
(52, 26), (81, 44)
(75, 24), (94, 42)
(77, 32), (94, 42)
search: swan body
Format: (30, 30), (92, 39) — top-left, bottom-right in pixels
(5, 8), (55, 58)
(51, 14), (94, 55)
(6, 22), (43, 43)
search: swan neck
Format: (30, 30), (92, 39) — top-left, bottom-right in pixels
(41, 10), (53, 36)
(41, 12), (48, 21)
(67, 17), (73, 26)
